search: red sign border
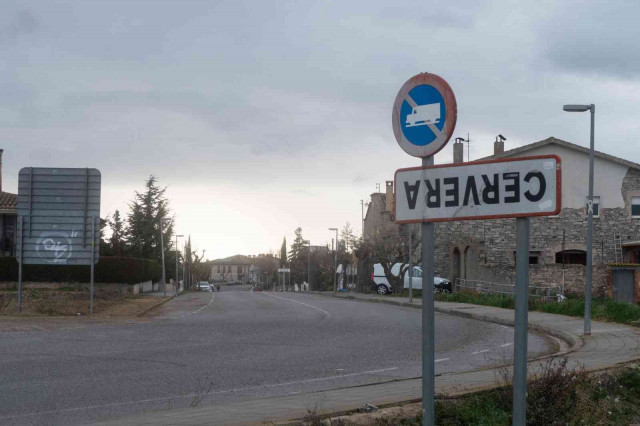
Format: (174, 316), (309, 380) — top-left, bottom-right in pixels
(393, 155), (562, 224)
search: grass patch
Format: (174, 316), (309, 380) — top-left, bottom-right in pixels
(304, 361), (640, 425)
(429, 291), (640, 327)
(0, 288), (142, 315)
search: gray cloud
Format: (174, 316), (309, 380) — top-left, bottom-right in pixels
(538, 1), (640, 79)
(0, 8), (38, 43)
(4, 0), (640, 258)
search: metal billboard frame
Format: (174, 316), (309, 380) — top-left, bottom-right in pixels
(16, 167), (101, 313)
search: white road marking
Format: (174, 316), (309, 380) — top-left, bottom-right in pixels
(435, 358), (450, 363)
(0, 367), (399, 420)
(500, 343), (513, 348)
(261, 292), (331, 317)
(172, 293), (215, 319)
(472, 349), (490, 355)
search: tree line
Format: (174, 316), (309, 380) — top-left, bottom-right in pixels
(100, 175), (205, 282)
(263, 223), (359, 291)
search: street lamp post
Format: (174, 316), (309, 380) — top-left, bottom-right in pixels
(563, 103), (595, 336)
(175, 234), (184, 296)
(305, 241), (311, 291)
(159, 219), (170, 297)
(329, 228), (338, 293)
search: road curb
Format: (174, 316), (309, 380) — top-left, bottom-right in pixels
(135, 295), (176, 317)
(310, 291), (583, 355)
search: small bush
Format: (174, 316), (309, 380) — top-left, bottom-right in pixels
(0, 293), (13, 312)
(34, 297), (67, 315)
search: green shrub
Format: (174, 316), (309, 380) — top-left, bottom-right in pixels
(0, 256), (162, 284)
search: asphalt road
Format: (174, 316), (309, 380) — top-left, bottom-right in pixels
(0, 287), (555, 425)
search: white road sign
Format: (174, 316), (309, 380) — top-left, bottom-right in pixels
(394, 155), (561, 223)
(278, 268), (291, 273)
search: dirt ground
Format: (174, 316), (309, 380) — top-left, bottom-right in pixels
(0, 289), (168, 317)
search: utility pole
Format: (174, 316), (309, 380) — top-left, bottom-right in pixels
(175, 234), (183, 296)
(361, 199), (365, 236)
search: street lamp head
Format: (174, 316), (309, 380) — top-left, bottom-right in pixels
(176, 234), (184, 238)
(328, 228), (338, 231)
(563, 104), (592, 112)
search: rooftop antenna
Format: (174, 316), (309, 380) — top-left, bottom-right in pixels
(376, 183), (380, 193)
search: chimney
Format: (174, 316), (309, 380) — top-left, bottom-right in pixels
(494, 135), (506, 155)
(453, 140), (464, 163)
(0, 149), (4, 192)
(385, 181), (394, 212)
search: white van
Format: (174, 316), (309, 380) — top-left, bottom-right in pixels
(371, 263), (451, 295)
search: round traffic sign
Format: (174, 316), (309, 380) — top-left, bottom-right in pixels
(392, 73), (457, 158)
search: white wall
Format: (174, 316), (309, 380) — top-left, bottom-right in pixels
(504, 144), (628, 209)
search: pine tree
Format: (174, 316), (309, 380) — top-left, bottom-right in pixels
(126, 175), (174, 263)
(280, 237), (287, 267)
(109, 210), (126, 256)
(289, 227), (309, 283)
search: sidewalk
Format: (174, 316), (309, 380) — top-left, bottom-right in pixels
(145, 283), (179, 297)
(94, 292), (640, 426)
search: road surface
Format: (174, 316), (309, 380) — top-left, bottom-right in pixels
(0, 287), (555, 425)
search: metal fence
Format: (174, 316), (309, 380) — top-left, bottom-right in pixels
(454, 278), (562, 302)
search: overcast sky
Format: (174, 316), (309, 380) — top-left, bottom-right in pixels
(3, 0), (640, 260)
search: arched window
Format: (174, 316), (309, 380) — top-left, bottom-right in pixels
(452, 248), (461, 283)
(555, 250), (586, 265)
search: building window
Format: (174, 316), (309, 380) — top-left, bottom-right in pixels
(586, 196), (600, 217)
(237, 265), (242, 274)
(555, 250), (587, 265)
(513, 250), (541, 265)
(217, 265), (220, 273)
(632, 197), (640, 218)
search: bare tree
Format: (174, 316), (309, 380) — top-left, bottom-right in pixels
(355, 225), (418, 294)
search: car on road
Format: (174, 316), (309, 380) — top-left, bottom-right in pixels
(371, 263), (451, 295)
(197, 282), (212, 292)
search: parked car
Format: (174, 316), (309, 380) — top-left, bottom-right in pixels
(371, 263), (451, 295)
(197, 282), (212, 292)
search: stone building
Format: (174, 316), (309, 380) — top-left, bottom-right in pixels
(0, 150), (17, 256)
(363, 181), (399, 240)
(209, 255), (253, 284)
(363, 137), (640, 297)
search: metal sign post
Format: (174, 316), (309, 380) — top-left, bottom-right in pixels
(277, 268), (290, 292)
(392, 73), (457, 426)
(408, 224), (413, 303)
(18, 216), (23, 313)
(421, 156), (435, 426)
(90, 216), (96, 314)
(513, 217), (530, 424)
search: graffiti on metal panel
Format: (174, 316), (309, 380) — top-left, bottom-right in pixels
(36, 230), (78, 264)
